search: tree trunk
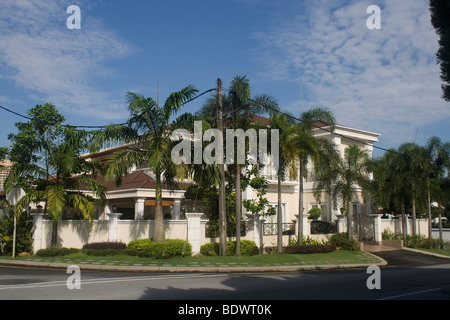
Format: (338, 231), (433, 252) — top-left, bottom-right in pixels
(277, 174), (283, 253)
(235, 164), (241, 256)
(438, 202), (443, 248)
(428, 188), (432, 240)
(412, 198), (417, 236)
(153, 173), (165, 243)
(298, 161), (304, 243)
(51, 220), (58, 248)
(217, 79), (227, 256)
(347, 201), (353, 240)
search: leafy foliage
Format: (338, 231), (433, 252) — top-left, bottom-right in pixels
(329, 233), (360, 251)
(127, 238), (192, 258)
(200, 240), (259, 256)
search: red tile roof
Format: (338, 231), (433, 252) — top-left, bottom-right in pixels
(82, 170), (190, 192)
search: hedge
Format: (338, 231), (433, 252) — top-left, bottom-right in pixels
(200, 240), (259, 256)
(127, 239), (192, 258)
(36, 248), (81, 257)
(264, 244), (336, 254)
(82, 242), (127, 250)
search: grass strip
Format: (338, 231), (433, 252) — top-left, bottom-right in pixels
(4, 250), (382, 267)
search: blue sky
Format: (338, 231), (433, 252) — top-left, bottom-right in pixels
(0, 0), (448, 158)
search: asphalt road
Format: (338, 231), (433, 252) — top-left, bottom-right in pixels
(0, 249), (449, 302)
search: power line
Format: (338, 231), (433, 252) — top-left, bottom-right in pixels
(0, 89), (414, 158)
(0, 88), (215, 130)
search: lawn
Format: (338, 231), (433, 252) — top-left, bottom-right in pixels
(3, 250), (382, 268)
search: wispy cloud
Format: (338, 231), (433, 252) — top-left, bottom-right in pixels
(0, 0), (134, 121)
(253, 0), (448, 145)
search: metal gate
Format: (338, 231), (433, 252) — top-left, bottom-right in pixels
(354, 214), (375, 242)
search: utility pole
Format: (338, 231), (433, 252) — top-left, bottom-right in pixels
(217, 78), (227, 256)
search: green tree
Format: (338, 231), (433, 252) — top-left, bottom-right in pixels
(90, 86), (198, 242)
(313, 144), (372, 240)
(425, 137), (450, 242)
(197, 75), (279, 255)
(269, 113), (300, 252)
(288, 108), (336, 240)
(430, 0), (450, 102)
(6, 105), (105, 248)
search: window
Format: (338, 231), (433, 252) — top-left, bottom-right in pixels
(266, 203), (288, 224)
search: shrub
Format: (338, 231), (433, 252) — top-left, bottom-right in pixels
(329, 233), (359, 251)
(82, 242), (127, 250)
(201, 240), (259, 256)
(36, 248), (80, 257)
(200, 242), (219, 256)
(289, 235), (330, 246)
(127, 238), (152, 255)
(308, 207), (322, 220)
(127, 239), (192, 258)
(264, 244), (336, 254)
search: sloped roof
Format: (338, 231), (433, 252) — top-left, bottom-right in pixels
(83, 170), (190, 192)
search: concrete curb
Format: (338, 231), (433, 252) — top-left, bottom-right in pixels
(402, 247), (450, 259)
(0, 255), (387, 273)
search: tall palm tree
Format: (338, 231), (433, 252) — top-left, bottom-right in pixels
(90, 86), (198, 242)
(425, 137), (450, 241)
(371, 148), (411, 239)
(313, 144), (372, 240)
(197, 75), (279, 255)
(290, 108), (336, 241)
(269, 113), (299, 252)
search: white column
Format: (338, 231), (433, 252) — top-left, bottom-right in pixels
(107, 212), (122, 242)
(134, 198), (145, 220)
(31, 212), (45, 253)
(104, 202), (113, 220)
(302, 213), (310, 237)
(371, 214), (382, 244)
(335, 214), (346, 233)
(248, 213), (262, 248)
(186, 212), (202, 255)
(173, 200), (181, 220)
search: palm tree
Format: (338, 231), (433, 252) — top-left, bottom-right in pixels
(313, 144), (372, 240)
(371, 148), (412, 240)
(269, 113), (299, 252)
(425, 137), (450, 241)
(90, 86), (198, 242)
(290, 108), (336, 241)
(7, 127), (106, 248)
(197, 75), (279, 255)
